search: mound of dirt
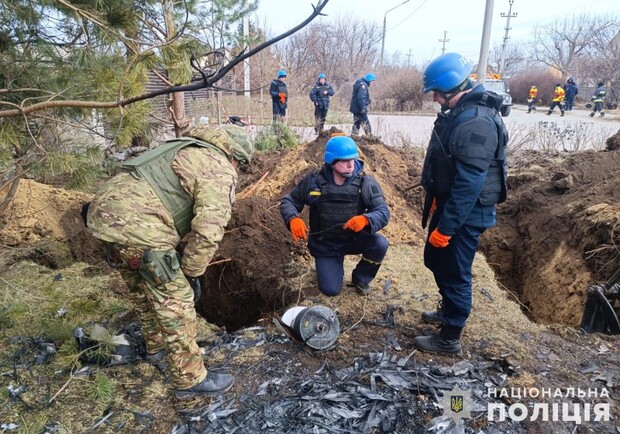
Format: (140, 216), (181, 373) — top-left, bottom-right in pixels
(245, 128), (425, 244)
(480, 150), (620, 327)
(0, 179), (101, 266)
(606, 128), (620, 151)
(199, 130), (426, 330)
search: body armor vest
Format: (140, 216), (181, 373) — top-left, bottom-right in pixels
(122, 138), (227, 236)
(309, 172), (364, 241)
(421, 94), (508, 206)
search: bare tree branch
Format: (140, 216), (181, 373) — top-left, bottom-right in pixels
(0, 0), (330, 119)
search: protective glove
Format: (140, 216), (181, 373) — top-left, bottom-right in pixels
(278, 93), (287, 104)
(289, 217), (308, 242)
(428, 228), (451, 248)
(185, 275), (201, 301)
(343, 215), (369, 232)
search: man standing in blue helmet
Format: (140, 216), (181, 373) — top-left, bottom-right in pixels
(280, 136), (390, 296)
(270, 69), (288, 121)
(417, 53), (509, 355)
(310, 73), (335, 134)
(349, 73), (376, 136)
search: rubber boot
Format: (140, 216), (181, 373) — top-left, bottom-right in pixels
(589, 112), (595, 117)
(351, 126), (360, 136)
(561, 110), (565, 117)
(546, 110), (552, 116)
(175, 371), (235, 399)
(527, 108), (531, 114)
(421, 302), (444, 325)
(414, 326), (462, 355)
(600, 112), (605, 117)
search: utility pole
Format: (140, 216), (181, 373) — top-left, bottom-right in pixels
(475, 0), (495, 86)
(243, 0), (250, 98)
(498, 0), (518, 77)
(406, 49), (412, 66)
(380, 0), (410, 68)
(438, 31), (449, 54)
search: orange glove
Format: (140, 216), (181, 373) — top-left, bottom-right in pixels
(278, 92), (286, 104)
(343, 215), (369, 232)
(428, 228), (451, 248)
(430, 198), (437, 214)
(289, 217), (308, 242)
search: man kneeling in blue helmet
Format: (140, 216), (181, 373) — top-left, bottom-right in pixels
(417, 53), (509, 355)
(280, 136), (390, 296)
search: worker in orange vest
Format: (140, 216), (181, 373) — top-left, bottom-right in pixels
(547, 84), (565, 117)
(527, 84), (538, 113)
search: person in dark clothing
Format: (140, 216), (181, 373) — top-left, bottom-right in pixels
(590, 82), (606, 117)
(563, 78), (578, 111)
(280, 136), (390, 297)
(309, 73), (335, 134)
(349, 73), (376, 136)
(270, 69), (288, 122)
(417, 52), (509, 355)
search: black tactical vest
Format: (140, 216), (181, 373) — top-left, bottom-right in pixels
(309, 172), (364, 241)
(421, 93), (508, 206)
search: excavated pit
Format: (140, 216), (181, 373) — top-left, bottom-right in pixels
(479, 146), (620, 328)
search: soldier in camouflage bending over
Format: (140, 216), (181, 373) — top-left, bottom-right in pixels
(86, 125), (254, 399)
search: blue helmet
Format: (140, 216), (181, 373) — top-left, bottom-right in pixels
(277, 69), (287, 78)
(423, 53), (471, 93)
(364, 73), (376, 82)
(324, 136), (359, 164)
(318, 73), (326, 80)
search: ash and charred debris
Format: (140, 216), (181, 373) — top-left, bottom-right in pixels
(172, 329), (526, 434)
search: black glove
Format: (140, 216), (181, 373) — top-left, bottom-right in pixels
(185, 275), (201, 302)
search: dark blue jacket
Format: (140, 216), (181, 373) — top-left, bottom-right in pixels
(564, 82), (578, 99)
(280, 160), (390, 257)
(310, 81), (335, 110)
(422, 85), (509, 236)
(270, 79), (288, 109)
(349, 78), (371, 114)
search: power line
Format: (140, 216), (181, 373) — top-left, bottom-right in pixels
(387, 0), (430, 32)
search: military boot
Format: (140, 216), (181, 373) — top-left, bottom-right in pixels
(354, 280), (372, 296)
(589, 112), (595, 117)
(546, 110), (552, 116)
(413, 326), (462, 355)
(561, 110), (565, 117)
(175, 371), (235, 399)
(600, 112), (605, 117)
(421, 302), (444, 325)
(145, 350), (168, 371)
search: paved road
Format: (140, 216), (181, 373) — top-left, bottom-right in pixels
(269, 104), (619, 149)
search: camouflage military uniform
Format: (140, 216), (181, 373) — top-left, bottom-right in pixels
(88, 134), (238, 389)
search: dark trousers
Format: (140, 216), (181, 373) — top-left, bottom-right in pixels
(314, 233), (388, 296)
(272, 101), (286, 122)
(314, 107), (328, 133)
(527, 99), (536, 112)
(424, 224), (484, 330)
(565, 97), (575, 111)
(548, 101), (564, 114)
(352, 113), (371, 135)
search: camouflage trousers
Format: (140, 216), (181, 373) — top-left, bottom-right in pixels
(117, 247), (207, 389)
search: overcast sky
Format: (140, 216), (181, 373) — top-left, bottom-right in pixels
(254, 0), (619, 65)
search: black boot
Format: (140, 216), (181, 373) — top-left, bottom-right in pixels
(414, 326), (462, 355)
(175, 371), (235, 399)
(421, 302), (444, 325)
(353, 280), (372, 296)
(145, 350), (168, 371)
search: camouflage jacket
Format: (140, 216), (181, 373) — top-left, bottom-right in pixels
(87, 146), (237, 277)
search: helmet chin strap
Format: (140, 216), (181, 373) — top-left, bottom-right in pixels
(438, 79), (473, 112)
